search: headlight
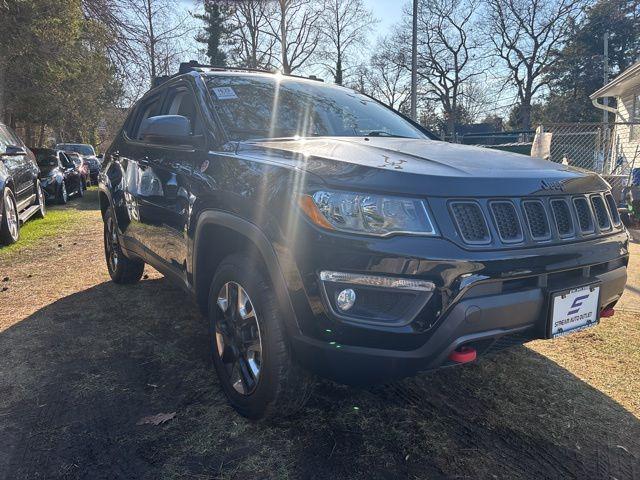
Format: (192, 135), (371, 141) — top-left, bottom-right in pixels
(300, 190), (437, 236)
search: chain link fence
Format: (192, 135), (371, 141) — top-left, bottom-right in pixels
(533, 123), (640, 202)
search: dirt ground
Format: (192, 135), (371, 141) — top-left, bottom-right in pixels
(0, 190), (638, 480)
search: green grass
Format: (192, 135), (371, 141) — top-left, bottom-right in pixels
(0, 188), (99, 258)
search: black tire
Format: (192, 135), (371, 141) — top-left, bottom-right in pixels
(0, 188), (20, 245)
(57, 181), (68, 205)
(208, 254), (314, 420)
(35, 181), (46, 219)
(103, 208), (145, 284)
(77, 180), (84, 198)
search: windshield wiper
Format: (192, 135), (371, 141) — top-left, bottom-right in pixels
(364, 131), (409, 138)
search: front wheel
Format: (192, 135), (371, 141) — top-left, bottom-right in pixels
(57, 181), (68, 205)
(103, 209), (145, 284)
(76, 180), (84, 198)
(0, 188), (20, 245)
(35, 181), (46, 218)
(208, 254), (314, 420)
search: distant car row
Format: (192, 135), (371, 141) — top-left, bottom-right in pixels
(0, 122), (99, 245)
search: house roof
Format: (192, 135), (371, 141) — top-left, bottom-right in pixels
(590, 60), (640, 99)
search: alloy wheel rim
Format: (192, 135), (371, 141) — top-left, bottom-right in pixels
(62, 183), (67, 202)
(105, 216), (119, 271)
(38, 184), (45, 215)
(216, 281), (263, 395)
(5, 195), (18, 239)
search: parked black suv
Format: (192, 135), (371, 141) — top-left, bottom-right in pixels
(99, 64), (629, 419)
(0, 123), (45, 245)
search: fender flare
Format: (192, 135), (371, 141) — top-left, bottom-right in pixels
(193, 210), (301, 335)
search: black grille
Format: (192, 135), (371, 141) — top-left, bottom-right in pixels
(573, 197), (594, 233)
(522, 200), (550, 240)
(450, 202), (490, 244)
(591, 195), (611, 230)
(490, 201), (522, 242)
(605, 193), (621, 226)
(550, 199), (574, 237)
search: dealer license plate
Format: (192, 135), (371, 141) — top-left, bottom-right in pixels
(550, 284), (600, 338)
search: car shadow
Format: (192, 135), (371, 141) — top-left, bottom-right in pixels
(0, 277), (638, 479)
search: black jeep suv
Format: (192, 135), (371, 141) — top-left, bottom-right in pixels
(99, 64), (629, 419)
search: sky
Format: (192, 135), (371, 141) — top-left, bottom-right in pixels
(180, 0), (404, 47)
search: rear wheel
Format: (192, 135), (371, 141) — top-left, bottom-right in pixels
(208, 254), (313, 420)
(103, 209), (145, 284)
(77, 180), (84, 197)
(0, 188), (19, 245)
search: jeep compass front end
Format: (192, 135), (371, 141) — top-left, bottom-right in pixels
(100, 64), (629, 419)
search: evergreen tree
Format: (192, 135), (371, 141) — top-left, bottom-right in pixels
(195, 1), (231, 67)
(542, 0), (640, 123)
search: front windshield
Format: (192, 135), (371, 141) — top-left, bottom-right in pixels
(206, 75), (427, 141)
(56, 144), (95, 156)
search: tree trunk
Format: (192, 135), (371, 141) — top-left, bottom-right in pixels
(279, 1), (290, 74)
(520, 102), (531, 131)
(0, 58), (7, 124)
(335, 54), (343, 85)
(37, 124), (45, 147)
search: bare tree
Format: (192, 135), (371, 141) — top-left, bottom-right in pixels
(129, 0), (192, 84)
(368, 40), (411, 111)
(318, 0), (376, 84)
(403, 0), (486, 135)
(227, 0), (277, 69)
(487, 0), (584, 129)
(267, 0), (323, 74)
(82, 0), (192, 94)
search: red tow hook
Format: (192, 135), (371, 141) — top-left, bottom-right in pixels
(448, 346), (477, 364)
(600, 307), (615, 318)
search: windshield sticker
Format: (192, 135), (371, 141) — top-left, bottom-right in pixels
(213, 87), (238, 100)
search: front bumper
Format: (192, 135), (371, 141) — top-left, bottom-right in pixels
(285, 227), (629, 385)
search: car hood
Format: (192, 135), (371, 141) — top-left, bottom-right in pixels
(236, 137), (608, 197)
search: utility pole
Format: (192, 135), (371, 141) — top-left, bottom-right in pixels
(411, 0), (418, 121)
(603, 32), (609, 124)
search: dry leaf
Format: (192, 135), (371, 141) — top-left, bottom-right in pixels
(136, 412), (176, 426)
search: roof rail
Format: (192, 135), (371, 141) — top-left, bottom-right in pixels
(177, 60), (324, 82)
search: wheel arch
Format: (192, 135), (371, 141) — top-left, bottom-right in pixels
(193, 210), (300, 335)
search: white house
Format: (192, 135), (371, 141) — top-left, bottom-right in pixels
(591, 60), (640, 167)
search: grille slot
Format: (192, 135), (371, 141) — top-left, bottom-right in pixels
(573, 197), (594, 233)
(490, 201), (523, 242)
(522, 200), (551, 240)
(550, 199), (574, 237)
(450, 202), (490, 244)
(605, 193), (621, 226)
(591, 195), (611, 230)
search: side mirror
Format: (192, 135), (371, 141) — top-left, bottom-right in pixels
(140, 115), (192, 146)
(1, 145), (27, 157)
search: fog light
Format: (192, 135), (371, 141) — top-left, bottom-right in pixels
(336, 288), (356, 311)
